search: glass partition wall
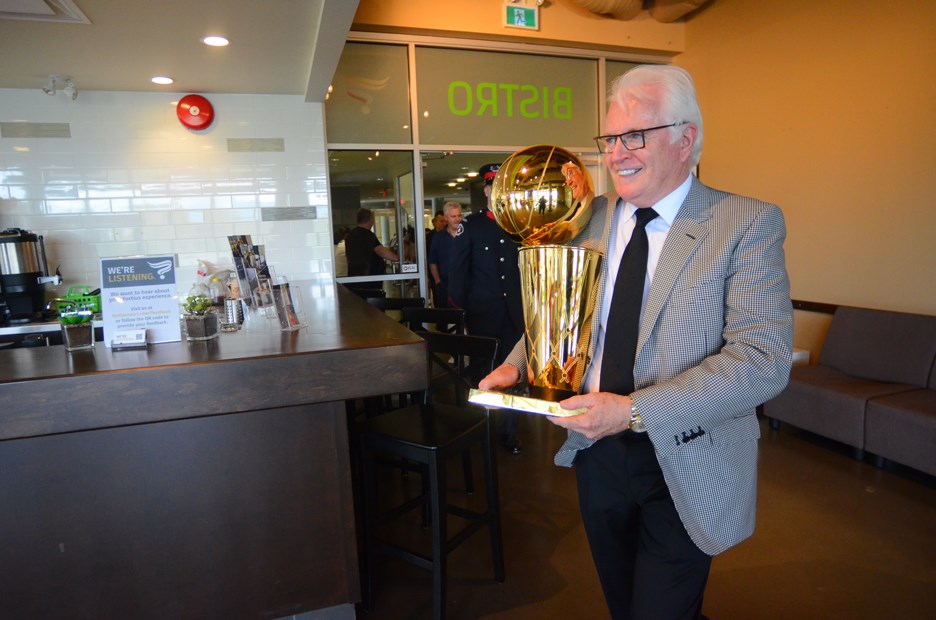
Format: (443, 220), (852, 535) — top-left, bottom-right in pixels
(326, 38), (639, 300)
(328, 149), (419, 298)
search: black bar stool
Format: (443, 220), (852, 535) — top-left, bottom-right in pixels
(401, 306), (466, 335)
(364, 296), (425, 312)
(359, 332), (505, 620)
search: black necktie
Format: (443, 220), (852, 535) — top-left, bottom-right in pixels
(599, 207), (659, 395)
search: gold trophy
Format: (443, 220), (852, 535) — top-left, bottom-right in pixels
(469, 145), (603, 417)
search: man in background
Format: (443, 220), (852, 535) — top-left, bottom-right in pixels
(449, 163), (525, 454)
(428, 201), (462, 311)
(425, 210), (446, 252)
(345, 207), (398, 291)
(425, 210), (447, 306)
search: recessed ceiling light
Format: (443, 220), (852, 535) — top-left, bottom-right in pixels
(152, 76), (174, 85)
(202, 36), (229, 47)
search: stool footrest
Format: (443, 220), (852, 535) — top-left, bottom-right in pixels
(377, 495), (428, 525)
(375, 540), (433, 572)
(445, 518), (491, 553)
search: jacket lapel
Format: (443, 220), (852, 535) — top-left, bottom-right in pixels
(583, 181), (715, 380)
(586, 192), (617, 364)
(638, 179), (711, 353)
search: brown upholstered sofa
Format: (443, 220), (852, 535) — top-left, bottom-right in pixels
(763, 306), (936, 476)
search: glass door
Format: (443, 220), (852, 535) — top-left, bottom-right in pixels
(330, 149), (421, 298)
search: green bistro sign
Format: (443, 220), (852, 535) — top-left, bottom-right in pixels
(420, 47), (597, 146)
(447, 81), (572, 119)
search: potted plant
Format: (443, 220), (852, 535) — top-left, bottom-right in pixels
(59, 307), (95, 351)
(181, 292), (219, 341)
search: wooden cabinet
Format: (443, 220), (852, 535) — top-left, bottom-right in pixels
(0, 286), (426, 619)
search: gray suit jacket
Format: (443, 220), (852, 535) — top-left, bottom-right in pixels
(507, 177), (793, 555)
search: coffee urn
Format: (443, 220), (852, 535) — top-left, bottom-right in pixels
(0, 228), (60, 323)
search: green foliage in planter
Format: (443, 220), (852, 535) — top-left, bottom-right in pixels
(59, 310), (94, 325)
(183, 294), (213, 315)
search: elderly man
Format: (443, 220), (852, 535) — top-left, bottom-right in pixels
(428, 201), (462, 309)
(481, 65), (793, 619)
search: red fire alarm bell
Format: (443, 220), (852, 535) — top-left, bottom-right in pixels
(176, 94), (215, 130)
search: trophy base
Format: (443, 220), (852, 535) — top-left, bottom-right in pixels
(528, 384), (576, 402)
(468, 387), (586, 417)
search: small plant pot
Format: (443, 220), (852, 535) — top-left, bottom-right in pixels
(183, 313), (220, 341)
(61, 322), (94, 351)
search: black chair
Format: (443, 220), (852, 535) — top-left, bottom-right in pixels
(362, 297), (427, 413)
(400, 308), (468, 410)
(359, 332), (505, 620)
(419, 329), (490, 497)
(401, 306), (466, 335)
(345, 285), (385, 300)
(365, 296), (425, 312)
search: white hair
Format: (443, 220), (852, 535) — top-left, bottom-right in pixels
(609, 65), (704, 167)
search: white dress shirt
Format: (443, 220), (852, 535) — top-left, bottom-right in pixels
(583, 174), (693, 394)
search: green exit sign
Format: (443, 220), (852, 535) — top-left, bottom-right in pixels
(504, 4), (539, 31)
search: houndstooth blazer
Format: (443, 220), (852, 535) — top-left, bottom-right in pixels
(507, 176), (794, 555)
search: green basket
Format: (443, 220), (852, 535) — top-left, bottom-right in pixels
(57, 285), (102, 314)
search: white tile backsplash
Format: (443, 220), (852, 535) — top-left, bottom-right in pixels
(1, 88), (333, 298)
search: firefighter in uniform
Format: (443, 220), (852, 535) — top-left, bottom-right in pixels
(449, 163), (524, 453)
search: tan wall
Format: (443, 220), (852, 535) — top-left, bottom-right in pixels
(354, 0), (685, 56)
(677, 0), (936, 324)
(354, 0), (936, 355)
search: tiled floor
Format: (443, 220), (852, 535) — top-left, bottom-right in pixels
(356, 411), (935, 619)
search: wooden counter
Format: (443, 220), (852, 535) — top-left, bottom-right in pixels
(0, 285), (426, 619)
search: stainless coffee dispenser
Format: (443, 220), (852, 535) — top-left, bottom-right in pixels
(0, 228), (61, 323)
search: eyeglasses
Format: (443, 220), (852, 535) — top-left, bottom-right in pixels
(594, 121), (688, 154)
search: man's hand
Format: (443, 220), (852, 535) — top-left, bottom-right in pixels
(550, 392), (634, 441)
(478, 363), (522, 391)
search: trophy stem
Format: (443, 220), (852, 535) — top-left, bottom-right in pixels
(519, 244), (603, 399)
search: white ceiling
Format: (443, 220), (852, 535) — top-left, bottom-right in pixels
(0, 0), (511, 203)
(0, 0), (359, 101)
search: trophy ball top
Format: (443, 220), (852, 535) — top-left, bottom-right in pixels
(489, 145), (594, 246)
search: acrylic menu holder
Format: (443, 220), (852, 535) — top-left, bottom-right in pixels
(272, 277), (305, 331)
(254, 275), (275, 315)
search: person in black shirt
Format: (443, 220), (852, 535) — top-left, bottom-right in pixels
(345, 208), (398, 290)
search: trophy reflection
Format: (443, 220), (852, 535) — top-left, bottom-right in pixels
(469, 145), (603, 417)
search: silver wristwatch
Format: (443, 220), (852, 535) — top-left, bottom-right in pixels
(628, 397), (647, 433)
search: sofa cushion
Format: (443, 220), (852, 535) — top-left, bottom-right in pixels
(819, 307), (936, 388)
(762, 365), (916, 449)
(865, 389), (936, 477)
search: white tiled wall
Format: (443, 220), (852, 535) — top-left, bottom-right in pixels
(0, 89), (334, 299)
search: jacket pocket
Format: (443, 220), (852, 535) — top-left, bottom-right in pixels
(709, 413), (760, 447)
